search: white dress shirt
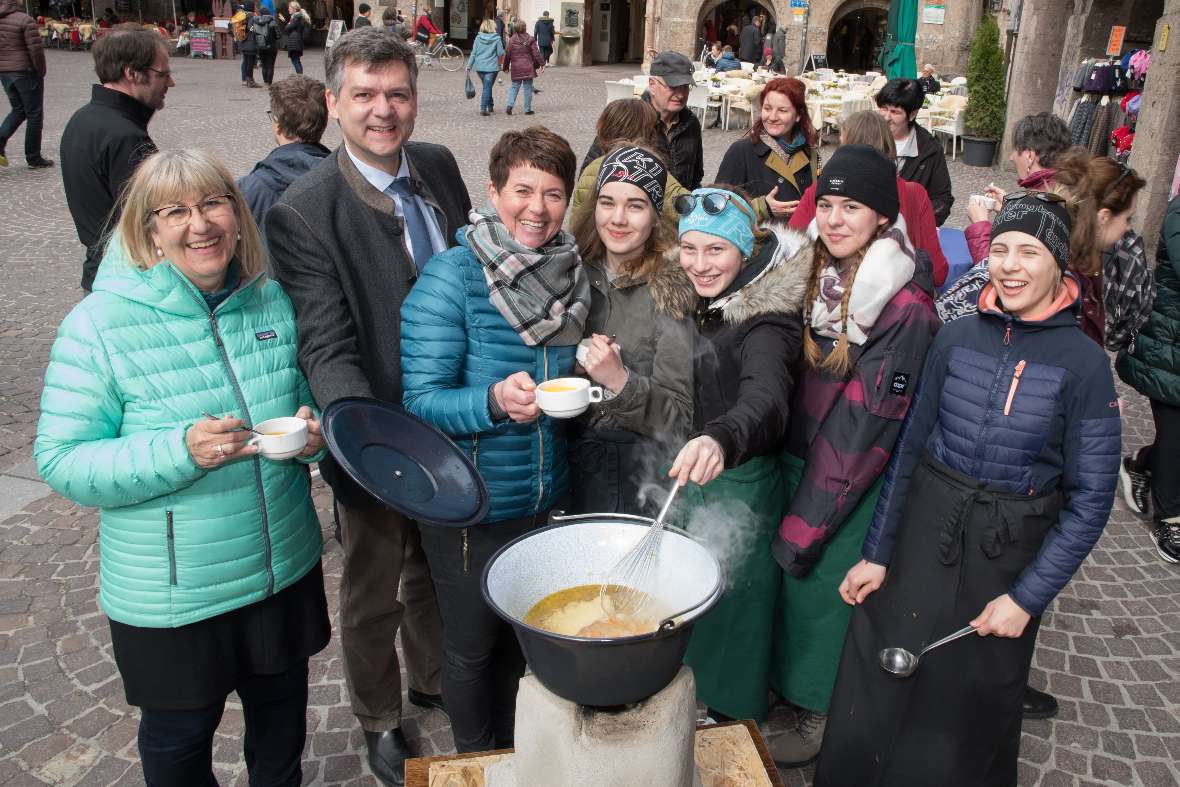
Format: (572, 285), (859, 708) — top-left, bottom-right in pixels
(344, 144), (447, 263)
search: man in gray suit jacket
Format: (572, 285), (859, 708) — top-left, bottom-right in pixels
(266, 28), (471, 787)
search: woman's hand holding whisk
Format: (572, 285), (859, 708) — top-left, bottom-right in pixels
(669, 435), (725, 487)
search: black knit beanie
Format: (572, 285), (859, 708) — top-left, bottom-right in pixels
(990, 194), (1072, 270)
(815, 144), (900, 223)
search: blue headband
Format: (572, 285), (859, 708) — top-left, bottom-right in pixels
(677, 188), (757, 259)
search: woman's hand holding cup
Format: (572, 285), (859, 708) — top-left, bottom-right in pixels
(494, 372), (540, 423)
(187, 415), (257, 469)
(295, 405), (323, 458)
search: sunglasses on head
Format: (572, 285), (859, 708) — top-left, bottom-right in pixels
(1002, 190), (1067, 206)
(1105, 163), (1133, 198)
(673, 192), (754, 221)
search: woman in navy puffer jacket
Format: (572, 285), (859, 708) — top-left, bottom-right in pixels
(816, 194), (1120, 787)
(400, 127), (583, 754)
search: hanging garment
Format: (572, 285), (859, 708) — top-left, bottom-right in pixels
(1070, 97), (1097, 146)
(1087, 98), (1113, 156)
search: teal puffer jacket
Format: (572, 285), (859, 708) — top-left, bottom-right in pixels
(35, 245), (323, 629)
(1117, 195), (1180, 407)
(401, 232), (575, 523)
(467, 31), (504, 73)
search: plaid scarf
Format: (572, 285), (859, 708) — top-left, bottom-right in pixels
(465, 207), (590, 347)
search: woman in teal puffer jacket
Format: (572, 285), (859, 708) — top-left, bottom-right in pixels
(467, 18), (504, 116)
(401, 127), (584, 753)
(1117, 193), (1180, 562)
(35, 149), (329, 785)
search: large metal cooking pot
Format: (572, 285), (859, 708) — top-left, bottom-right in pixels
(482, 513), (725, 707)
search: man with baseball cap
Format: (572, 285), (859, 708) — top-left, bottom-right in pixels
(584, 50), (702, 191)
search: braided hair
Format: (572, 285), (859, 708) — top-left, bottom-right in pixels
(802, 227), (886, 377)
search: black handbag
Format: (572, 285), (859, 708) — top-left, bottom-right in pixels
(464, 71), (476, 100)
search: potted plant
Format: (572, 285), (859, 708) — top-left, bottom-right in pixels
(961, 15), (1006, 167)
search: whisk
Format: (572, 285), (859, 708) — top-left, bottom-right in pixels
(599, 480), (681, 620)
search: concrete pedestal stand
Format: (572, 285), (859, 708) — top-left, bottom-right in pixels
(510, 667), (701, 787)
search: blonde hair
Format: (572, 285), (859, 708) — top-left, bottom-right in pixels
(480, 18), (496, 33)
(114, 149), (266, 281)
(802, 226), (886, 377)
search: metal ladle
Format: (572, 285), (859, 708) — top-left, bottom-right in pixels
(879, 624), (977, 678)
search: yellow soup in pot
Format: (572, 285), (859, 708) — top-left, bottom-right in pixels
(523, 584), (663, 638)
(540, 383), (579, 392)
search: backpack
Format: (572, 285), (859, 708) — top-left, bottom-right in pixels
(252, 17), (278, 51)
(231, 10), (248, 42)
(1103, 231), (1156, 352)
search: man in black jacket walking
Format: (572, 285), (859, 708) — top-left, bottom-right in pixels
(267, 28), (469, 787)
(59, 28), (173, 292)
(876, 77), (953, 225)
(533, 10), (555, 63)
(738, 14), (762, 63)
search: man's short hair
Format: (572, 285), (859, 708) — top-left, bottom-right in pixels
(270, 75), (328, 144)
(92, 28), (164, 84)
(325, 27), (418, 96)
(358, 3), (370, 13)
(875, 78), (925, 118)
(1012, 112), (1072, 168)
(489, 126), (577, 201)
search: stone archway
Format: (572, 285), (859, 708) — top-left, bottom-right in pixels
(696, 0), (777, 57)
(827, 0), (889, 71)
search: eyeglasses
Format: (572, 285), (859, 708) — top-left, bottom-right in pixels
(152, 194), (236, 228)
(1002, 190), (1067, 206)
(146, 66), (172, 80)
(673, 192), (755, 222)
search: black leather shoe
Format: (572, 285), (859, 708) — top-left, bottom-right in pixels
(364, 728), (413, 786)
(27, 156), (55, 168)
(408, 688), (446, 714)
(1023, 685), (1058, 719)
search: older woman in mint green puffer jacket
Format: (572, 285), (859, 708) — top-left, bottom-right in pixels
(34, 149), (329, 785)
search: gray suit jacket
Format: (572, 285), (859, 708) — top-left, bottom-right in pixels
(267, 142), (472, 507)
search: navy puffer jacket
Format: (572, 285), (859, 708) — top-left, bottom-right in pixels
(863, 275), (1120, 616)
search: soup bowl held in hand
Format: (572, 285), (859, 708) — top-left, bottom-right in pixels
(535, 377), (603, 419)
(249, 416), (309, 460)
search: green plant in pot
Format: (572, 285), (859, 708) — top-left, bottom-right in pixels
(962, 15), (1006, 167)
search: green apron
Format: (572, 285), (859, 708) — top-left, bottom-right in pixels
(770, 452), (884, 714)
(673, 453), (786, 723)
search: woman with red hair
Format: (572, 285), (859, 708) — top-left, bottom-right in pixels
(716, 77), (819, 223)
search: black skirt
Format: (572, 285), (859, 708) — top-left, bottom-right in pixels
(815, 455), (1062, 787)
(110, 561), (331, 710)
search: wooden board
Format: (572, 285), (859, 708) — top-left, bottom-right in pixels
(405, 720), (784, 787)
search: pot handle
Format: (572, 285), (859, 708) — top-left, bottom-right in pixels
(657, 579), (726, 632)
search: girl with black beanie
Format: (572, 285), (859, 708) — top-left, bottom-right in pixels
(768, 145), (941, 767)
(815, 192), (1120, 785)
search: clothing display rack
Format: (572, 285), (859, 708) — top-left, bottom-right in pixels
(1064, 50), (1149, 161)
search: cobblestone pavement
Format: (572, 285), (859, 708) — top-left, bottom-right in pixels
(1, 50), (1177, 786)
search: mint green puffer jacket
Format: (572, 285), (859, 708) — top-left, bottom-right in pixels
(35, 246), (323, 629)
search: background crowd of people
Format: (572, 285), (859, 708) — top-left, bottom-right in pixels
(14, 19), (1176, 787)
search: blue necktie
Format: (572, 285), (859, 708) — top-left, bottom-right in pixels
(386, 177), (433, 272)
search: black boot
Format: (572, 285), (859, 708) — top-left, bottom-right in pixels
(1022, 685), (1058, 719)
(364, 728), (413, 786)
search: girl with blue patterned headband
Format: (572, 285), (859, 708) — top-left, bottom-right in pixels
(658, 184), (811, 723)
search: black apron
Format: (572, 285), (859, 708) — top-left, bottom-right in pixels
(815, 454), (1062, 787)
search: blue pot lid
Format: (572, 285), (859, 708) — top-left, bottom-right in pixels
(322, 398), (489, 527)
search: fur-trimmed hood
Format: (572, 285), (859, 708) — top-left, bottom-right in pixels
(652, 225), (813, 324)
